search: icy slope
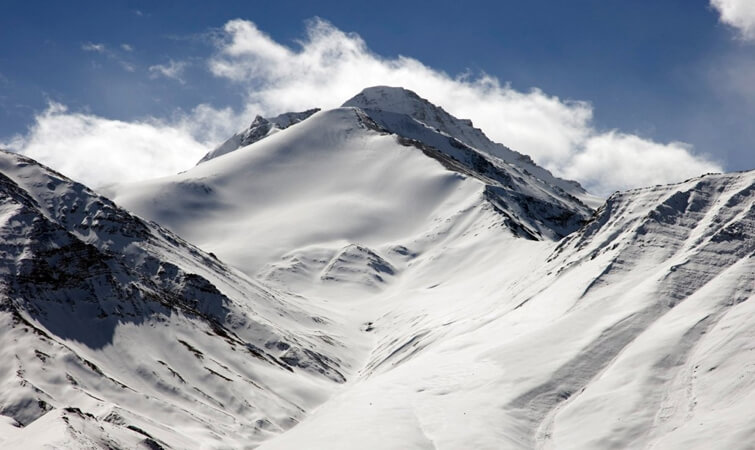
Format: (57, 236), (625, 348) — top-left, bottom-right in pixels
(0, 151), (353, 449)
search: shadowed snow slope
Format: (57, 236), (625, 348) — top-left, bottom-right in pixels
(2, 87), (755, 449)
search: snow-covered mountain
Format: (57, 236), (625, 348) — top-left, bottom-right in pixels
(1, 86), (754, 449)
(109, 87), (595, 280)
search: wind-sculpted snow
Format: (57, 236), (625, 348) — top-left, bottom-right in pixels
(3, 87), (755, 449)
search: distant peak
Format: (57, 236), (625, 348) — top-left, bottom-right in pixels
(197, 108), (320, 165)
(250, 115), (268, 127)
(342, 86), (427, 111)
(267, 108), (321, 129)
(352, 85), (423, 98)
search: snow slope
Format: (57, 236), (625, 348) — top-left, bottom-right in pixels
(0, 151), (356, 449)
(2, 86), (754, 449)
(109, 88), (594, 279)
(256, 170), (755, 450)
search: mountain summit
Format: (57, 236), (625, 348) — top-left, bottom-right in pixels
(344, 86), (592, 198)
(117, 86), (595, 264)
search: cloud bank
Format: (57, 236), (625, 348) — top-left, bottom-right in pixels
(4, 19), (721, 195)
(711, 0), (755, 40)
(2, 103), (237, 187)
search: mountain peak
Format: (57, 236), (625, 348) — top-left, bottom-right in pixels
(343, 86), (424, 109)
(343, 86), (468, 129)
(197, 108), (320, 164)
(345, 86), (596, 205)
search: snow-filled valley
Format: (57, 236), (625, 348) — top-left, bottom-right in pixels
(1, 86), (753, 449)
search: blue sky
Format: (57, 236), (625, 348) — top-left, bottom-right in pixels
(1, 0), (754, 193)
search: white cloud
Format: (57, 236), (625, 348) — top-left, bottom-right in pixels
(149, 60), (188, 83)
(121, 44), (134, 52)
(711, 0), (755, 40)
(207, 18), (721, 194)
(1, 102), (238, 188)
(82, 42), (106, 53)
(563, 133), (720, 193)
(3, 19), (721, 195)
